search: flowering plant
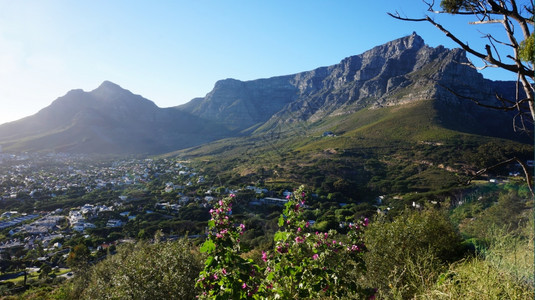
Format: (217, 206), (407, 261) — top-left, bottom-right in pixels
(196, 187), (374, 299)
(263, 185), (372, 298)
(196, 194), (261, 298)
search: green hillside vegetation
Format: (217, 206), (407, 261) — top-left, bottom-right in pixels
(7, 184), (531, 299)
(177, 100), (532, 205)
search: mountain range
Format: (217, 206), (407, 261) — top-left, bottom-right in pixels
(0, 32), (528, 155)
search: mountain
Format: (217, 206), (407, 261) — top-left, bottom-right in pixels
(170, 33), (531, 197)
(0, 81), (230, 154)
(0, 32), (528, 156)
(176, 32), (523, 140)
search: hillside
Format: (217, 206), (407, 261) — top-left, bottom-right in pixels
(176, 98), (532, 201)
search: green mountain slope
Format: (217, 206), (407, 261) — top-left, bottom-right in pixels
(176, 99), (532, 202)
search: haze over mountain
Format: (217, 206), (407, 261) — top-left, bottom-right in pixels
(0, 81), (230, 154)
(0, 33), (527, 155)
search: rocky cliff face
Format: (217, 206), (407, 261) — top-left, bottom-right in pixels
(179, 32), (504, 131)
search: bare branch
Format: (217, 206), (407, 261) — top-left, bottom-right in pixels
(436, 82), (533, 121)
(466, 157), (534, 196)
(390, 13), (533, 77)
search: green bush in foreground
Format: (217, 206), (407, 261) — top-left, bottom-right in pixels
(54, 237), (202, 300)
(419, 257), (534, 300)
(363, 208), (465, 299)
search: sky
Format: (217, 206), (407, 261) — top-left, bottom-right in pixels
(0, 0), (527, 125)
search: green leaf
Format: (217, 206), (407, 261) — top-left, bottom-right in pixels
(204, 255), (214, 266)
(200, 239), (216, 253)
(278, 215), (285, 227)
(207, 220), (215, 228)
(274, 231), (290, 242)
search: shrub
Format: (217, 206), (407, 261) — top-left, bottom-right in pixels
(80, 237), (202, 299)
(364, 207), (465, 299)
(420, 257), (534, 299)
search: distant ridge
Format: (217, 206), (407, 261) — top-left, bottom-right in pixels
(0, 81), (231, 154)
(0, 33), (527, 154)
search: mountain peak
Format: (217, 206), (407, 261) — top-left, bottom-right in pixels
(92, 80), (125, 94)
(99, 80), (121, 88)
(377, 31), (425, 56)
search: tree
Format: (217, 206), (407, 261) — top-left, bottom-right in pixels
(66, 243), (90, 269)
(389, 0), (534, 132)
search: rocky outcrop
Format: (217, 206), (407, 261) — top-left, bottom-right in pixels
(179, 32), (507, 131)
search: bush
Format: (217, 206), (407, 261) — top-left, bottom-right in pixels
(78, 237), (202, 299)
(364, 207), (465, 299)
(420, 257), (534, 299)
(462, 191), (528, 240)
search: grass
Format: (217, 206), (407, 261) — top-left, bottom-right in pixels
(419, 256), (534, 300)
(418, 207), (534, 300)
(2, 268), (71, 284)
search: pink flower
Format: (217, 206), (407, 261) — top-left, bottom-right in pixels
(262, 251), (268, 262)
(305, 221), (310, 228)
(239, 223), (245, 230)
(363, 218), (369, 226)
(222, 268), (227, 275)
(229, 193), (236, 198)
(297, 227), (302, 232)
(219, 200), (223, 206)
(312, 254), (319, 260)
(286, 194), (291, 200)
(295, 236), (304, 243)
(242, 283), (247, 289)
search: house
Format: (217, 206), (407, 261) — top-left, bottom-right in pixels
(106, 219), (124, 228)
(178, 196), (189, 205)
(1, 211), (18, 219)
(262, 197), (289, 206)
(282, 191), (292, 198)
(323, 131), (335, 137)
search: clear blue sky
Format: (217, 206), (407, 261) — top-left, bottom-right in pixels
(0, 0), (524, 125)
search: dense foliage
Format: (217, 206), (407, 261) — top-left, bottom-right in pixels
(55, 237), (202, 299)
(197, 186), (373, 299)
(364, 208), (465, 298)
